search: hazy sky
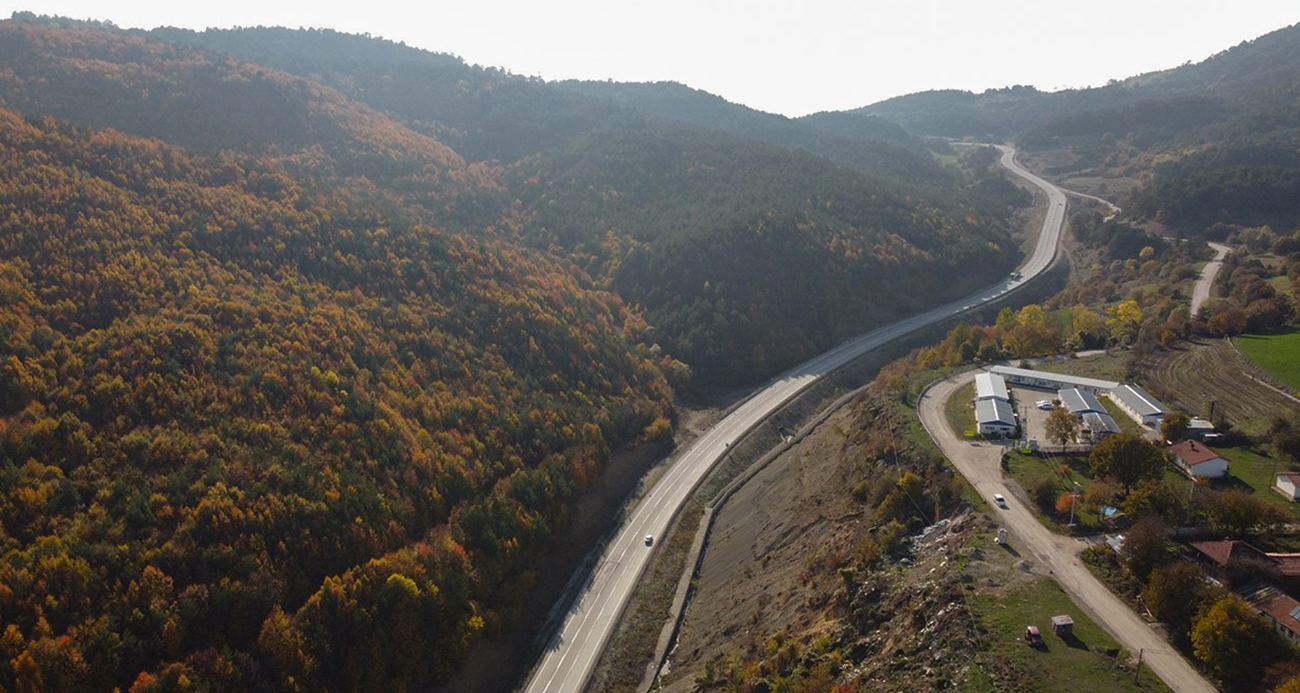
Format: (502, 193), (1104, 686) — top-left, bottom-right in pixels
(5, 1), (1299, 116)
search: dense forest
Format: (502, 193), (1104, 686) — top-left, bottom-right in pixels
(0, 17), (1027, 388)
(0, 110), (674, 691)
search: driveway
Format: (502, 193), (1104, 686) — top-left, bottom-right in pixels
(918, 370), (1216, 693)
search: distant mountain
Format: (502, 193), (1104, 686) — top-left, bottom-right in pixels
(0, 18), (508, 231)
(555, 80), (945, 183)
(857, 21), (1300, 233)
(114, 22), (1025, 385)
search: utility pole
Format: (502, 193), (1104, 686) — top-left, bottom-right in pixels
(1068, 481), (1081, 527)
(1134, 648), (1143, 683)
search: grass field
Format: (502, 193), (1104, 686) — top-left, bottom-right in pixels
(1035, 351), (1133, 384)
(1101, 398), (1145, 436)
(947, 380), (977, 438)
(1237, 330), (1300, 393)
(1004, 449), (1102, 531)
(1218, 446), (1300, 517)
(965, 575), (1170, 692)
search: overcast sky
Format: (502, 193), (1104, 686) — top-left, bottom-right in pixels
(5, 1), (1299, 116)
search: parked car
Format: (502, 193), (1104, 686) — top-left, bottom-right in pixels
(1025, 625), (1043, 647)
(993, 494), (1007, 508)
(1036, 400), (1054, 410)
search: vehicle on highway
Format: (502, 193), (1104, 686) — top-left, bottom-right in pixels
(1009, 270), (1022, 280)
(1036, 400), (1054, 410)
(644, 535), (654, 547)
(1025, 625), (1043, 647)
(994, 494), (1007, 508)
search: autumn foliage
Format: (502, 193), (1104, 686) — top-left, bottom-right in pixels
(0, 110), (672, 691)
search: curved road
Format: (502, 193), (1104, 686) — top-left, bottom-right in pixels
(1192, 242), (1232, 316)
(521, 145), (1065, 693)
(917, 373), (1215, 693)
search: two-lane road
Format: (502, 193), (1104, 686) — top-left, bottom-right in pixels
(521, 145), (1065, 693)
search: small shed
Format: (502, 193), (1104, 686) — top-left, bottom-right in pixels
(1051, 614), (1074, 637)
(1277, 473), (1300, 502)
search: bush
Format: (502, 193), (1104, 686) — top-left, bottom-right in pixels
(1033, 477), (1058, 513)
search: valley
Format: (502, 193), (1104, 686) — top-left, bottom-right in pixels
(2, 9), (1300, 693)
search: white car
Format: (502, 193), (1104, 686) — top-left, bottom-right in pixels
(993, 494), (1007, 508)
(1036, 400), (1054, 410)
(644, 535), (654, 547)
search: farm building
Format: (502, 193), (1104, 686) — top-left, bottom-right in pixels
(975, 398), (1017, 437)
(1058, 387), (1106, 415)
(1240, 581), (1300, 644)
(988, 366), (1118, 392)
(974, 372), (1010, 402)
(1108, 384), (1169, 427)
(1277, 473), (1300, 501)
(1188, 417), (1216, 440)
(1080, 412), (1121, 441)
(1169, 440), (1228, 479)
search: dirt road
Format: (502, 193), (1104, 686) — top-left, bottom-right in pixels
(917, 370), (1217, 693)
(1191, 242), (1231, 316)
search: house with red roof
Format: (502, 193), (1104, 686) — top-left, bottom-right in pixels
(1169, 440), (1228, 479)
(1240, 581), (1300, 644)
(1191, 540), (1300, 593)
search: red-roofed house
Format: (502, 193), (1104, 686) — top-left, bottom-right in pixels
(1240, 581), (1300, 643)
(1191, 540), (1300, 592)
(1169, 440), (1228, 479)
(1277, 473), (1300, 502)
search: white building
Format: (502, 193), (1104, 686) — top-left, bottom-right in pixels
(1081, 412), (1121, 441)
(988, 365), (1118, 393)
(976, 398), (1017, 437)
(1108, 384), (1169, 428)
(1277, 473), (1300, 502)
(1170, 440), (1229, 479)
(974, 372), (1010, 402)
(1058, 388), (1106, 416)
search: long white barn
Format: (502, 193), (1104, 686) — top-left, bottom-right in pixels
(988, 365), (1119, 393)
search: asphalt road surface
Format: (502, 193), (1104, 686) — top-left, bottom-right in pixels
(520, 145), (1065, 693)
(1192, 241), (1232, 316)
(917, 372), (1216, 693)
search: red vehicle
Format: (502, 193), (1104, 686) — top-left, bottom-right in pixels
(1025, 625), (1043, 647)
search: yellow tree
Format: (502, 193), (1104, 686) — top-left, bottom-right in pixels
(1107, 299), (1142, 342)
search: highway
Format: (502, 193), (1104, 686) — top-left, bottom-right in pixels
(520, 145), (1066, 693)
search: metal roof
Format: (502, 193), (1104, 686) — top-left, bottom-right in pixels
(1058, 387), (1105, 414)
(988, 365), (1119, 391)
(974, 372), (1010, 401)
(1109, 384), (1169, 418)
(1081, 412), (1121, 435)
(976, 398), (1016, 426)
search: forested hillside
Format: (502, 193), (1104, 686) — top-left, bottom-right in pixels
(18, 18), (1023, 387)
(0, 19), (509, 232)
(514, 124), (1019, 382)
(554, 80), (947, 183)
(859, 22), (1300, 234)
(0, 109), (671, 691)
